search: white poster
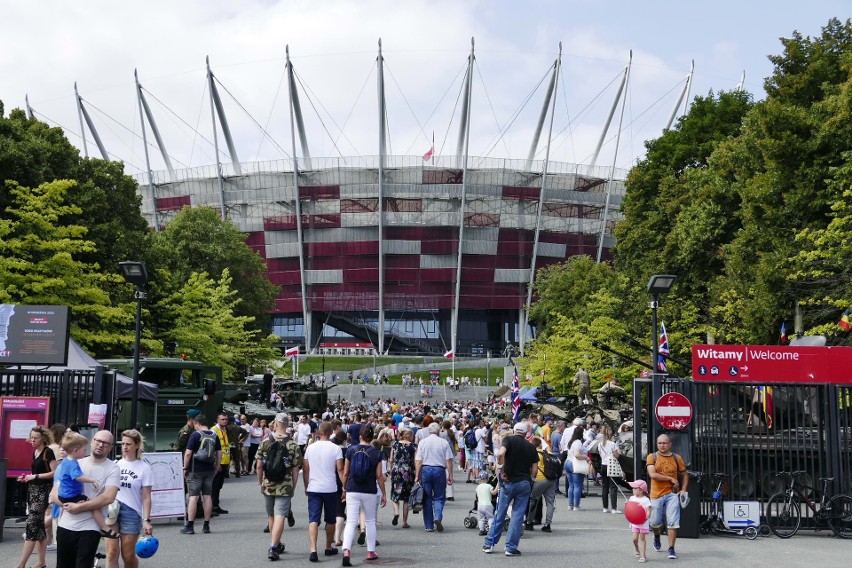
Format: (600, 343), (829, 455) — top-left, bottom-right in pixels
(10, 419), (37, 439)
(143, 452), (185, 518)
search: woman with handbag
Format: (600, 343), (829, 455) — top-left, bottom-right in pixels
(14, 426), (56, 568)
(565, 427), (589, 511)
(597, 424), (622, 513)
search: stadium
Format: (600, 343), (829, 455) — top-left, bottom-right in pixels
(64, 45), (661, 357)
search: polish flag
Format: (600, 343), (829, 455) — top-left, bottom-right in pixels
(443, 350), (454, 359)
(285, 346), (299, 359)
(423, 146), (434, 161)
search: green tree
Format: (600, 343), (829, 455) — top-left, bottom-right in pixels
(157, 269), (279, 380)
(0, 180), (130, 355)
(149, 206), (278, 329)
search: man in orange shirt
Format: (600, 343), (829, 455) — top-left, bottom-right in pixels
(646, 434), (688, 560)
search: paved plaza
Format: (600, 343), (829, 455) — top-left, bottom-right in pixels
(2, 464), (848, 568)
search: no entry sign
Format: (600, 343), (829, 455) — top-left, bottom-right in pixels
(655, 392), (693, 430)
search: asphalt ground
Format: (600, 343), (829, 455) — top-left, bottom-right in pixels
(2, 465), (849, 568)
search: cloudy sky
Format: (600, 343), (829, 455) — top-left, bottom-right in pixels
(1, 1), (846, 177)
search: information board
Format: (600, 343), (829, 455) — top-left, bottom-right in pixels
(143, 452), (185, 518)
(0, 304), (70, 365)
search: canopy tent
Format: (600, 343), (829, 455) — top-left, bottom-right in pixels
(22, 339), (158, 401)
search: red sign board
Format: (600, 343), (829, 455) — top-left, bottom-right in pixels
(655, 392), (693, 430)
(691, 345), (852, 384)
(0, 397), (51, 476)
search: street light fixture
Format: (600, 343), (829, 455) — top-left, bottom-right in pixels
(120, 261), (148, 429)
(647, 274), (676, 445)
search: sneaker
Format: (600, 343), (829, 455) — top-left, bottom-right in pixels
(612, 509), (622, 514)
(482, 545), (493, 554)
(202, 524), (211, 534)
(505, 549), (522, 556)
(46, 544), (57, 552)
(342, 550), (352, 567)
(478, 530), (487, 536)
(603, 508), (610, 513)
(524, 522), (534, 531)
(425, 528), (434, 532)
(325, 548), (339, 556)
(653, 536), (661, 552)
(213, 507), (229, 514)
(367, 552), (379, 560)
(180, 525), (195, 535)
(268, 547), (280, 561)
(541, 524), (552, 533)
(309, 551), (319, 562)
(639, 558), (647, 563)
(668, 548), (677, 559)
(273, 544), (285, 554)
(435, 519), (443, 532)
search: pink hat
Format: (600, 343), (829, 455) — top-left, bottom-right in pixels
(628, 479), (648, 493)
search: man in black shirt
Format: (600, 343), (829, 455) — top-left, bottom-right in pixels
(482, 422), (539, 556)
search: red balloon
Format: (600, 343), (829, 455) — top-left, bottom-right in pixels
(624, 500), (647, 525)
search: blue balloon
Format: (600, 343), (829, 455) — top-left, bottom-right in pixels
(136, 535), (159, 559)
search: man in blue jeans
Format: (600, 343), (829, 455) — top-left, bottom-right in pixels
(483, 422), (539, 556)
(414, 422), (455, 532)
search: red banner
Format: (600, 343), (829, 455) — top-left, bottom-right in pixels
(691, 345), (852, 384)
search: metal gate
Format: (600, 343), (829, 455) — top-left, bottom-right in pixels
(642, 379), (852, 531)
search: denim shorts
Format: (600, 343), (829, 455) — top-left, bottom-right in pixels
(264, 494), (292, 518)
(116, 501), (143, 535)
(649, 492), (680, 529)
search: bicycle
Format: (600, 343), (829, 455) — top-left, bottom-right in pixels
(693, 471), (759, 539)
(765, 470), (852, 539)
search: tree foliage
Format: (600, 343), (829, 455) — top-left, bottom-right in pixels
(149, 206), (278, 330)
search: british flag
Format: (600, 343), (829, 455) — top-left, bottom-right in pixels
(511, 365), (521, 421)
(657, 322), (670, 373)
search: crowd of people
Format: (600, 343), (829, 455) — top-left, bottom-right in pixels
(14, 394), (688, 566)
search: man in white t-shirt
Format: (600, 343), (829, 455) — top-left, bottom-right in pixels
(302, 421), (344, 562)
(51, 430), (120, 568)
(296, 415), (312, 453)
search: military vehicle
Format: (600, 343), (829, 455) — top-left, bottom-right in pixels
(100, 357), (224, 452)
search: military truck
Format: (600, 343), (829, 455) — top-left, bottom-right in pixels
(100, 357), (224, 452)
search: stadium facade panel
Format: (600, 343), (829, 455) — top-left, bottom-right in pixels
(136, 156), (625, 355)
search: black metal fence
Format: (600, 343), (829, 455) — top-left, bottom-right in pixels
(642, 378), (852, 532)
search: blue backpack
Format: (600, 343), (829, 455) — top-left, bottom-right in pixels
(350, 446), (373, 483)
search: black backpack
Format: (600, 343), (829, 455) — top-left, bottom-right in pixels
(264, 439), (294, 483)
(194, 431), (218, 464)
(540, 451), (562, 480)
(350, 446), (373, 483)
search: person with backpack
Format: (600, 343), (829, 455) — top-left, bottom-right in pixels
(257, 413), (303, 561)
(525, 437), (558, 533)
(341, 424), (385, 566)
(646, 434), (688, 560)
(181, 415), (222, 535)
(414, 422), (454, 533)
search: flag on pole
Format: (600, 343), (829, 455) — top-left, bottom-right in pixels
(443, 349), (454, 359)
(780, 321), (787, 344)
(657, 322), (670, 372)
(285, 346), (299, 360)
(423, 146), (434, 161)
(511, 366), (521, 422)
(839, 310), (851, 332)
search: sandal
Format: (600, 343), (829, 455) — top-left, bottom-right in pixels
(101, 528), (120, 539)
(401, 523), (410, 529)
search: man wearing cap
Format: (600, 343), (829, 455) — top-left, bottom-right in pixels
(483, 422), (539, 556)
(177, 409), (201, 455)
(258, 413), (303, 561)
(646, 434), (688, 560)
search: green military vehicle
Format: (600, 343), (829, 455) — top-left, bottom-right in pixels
(100, 357), (224, 452)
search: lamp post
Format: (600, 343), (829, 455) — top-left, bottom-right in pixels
(647, 274), (676, 444)
(120, 261), (149, 429)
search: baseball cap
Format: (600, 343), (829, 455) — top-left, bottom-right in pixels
(572, 417), (583, 426)
(544, 416), (553, 422)
(186, 409), (201, 419)
(512, 422), (527, 434)
(402, 416), (411, 423)
(478, 471), (490, 480)
(628, 479), (648, 493)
